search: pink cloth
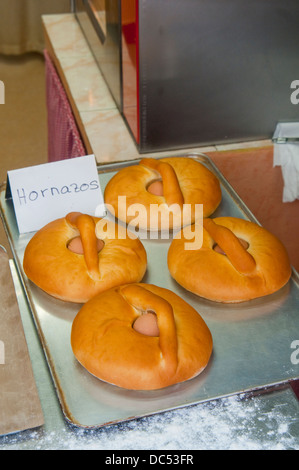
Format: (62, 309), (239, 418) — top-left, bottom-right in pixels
(44, 50), (86, 162)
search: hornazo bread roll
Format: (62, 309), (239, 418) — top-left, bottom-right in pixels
(23, 212), (147, 303)
(104, 157), (222, 231)
(168, 217), (292, 303)
(71, 283), (213, 390)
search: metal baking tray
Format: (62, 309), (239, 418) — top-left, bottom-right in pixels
(1, 153), (299, 429)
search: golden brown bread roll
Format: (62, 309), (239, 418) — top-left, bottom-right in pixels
(168, 217), (292, 303)
(104, 157), (222, 231)
(71, 283), (213, 390)
(23, 212), (147, 303)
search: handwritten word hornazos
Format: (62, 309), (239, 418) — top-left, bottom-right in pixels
(16, 180), (100, 205)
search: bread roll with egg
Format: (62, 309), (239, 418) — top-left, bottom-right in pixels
(104, 157), (221, 231)
(23, 212), (147, 303)
(168, 217), (292, 303)
(71, 283), (213, 390)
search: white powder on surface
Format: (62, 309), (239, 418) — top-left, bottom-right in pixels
(1, 392), (298, 450)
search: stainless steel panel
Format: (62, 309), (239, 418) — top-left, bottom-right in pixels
(138, 0), (299, 152)
(75, 0), (122, 110)
(74, 0), (299, 152)
(1, 153), (299, 429)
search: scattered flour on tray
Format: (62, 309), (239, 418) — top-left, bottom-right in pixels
(1, 392), (298, 450)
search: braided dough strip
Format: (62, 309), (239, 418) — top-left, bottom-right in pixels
(66, 212), (100, 281)
(139, 158), (184, 208)
(203, 218), (256, 275)
(120, 284), (178, 375)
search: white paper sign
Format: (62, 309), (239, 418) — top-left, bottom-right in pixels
(6, 155), (106, 234)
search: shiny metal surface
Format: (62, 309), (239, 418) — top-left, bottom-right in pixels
(136, 0), (299, 152)
(0, 260), (298, 449)
(1, 153), (299, 430)
(75, 0), (299, 153)
(75, 0), (122, 110)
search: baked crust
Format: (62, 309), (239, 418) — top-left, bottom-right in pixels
(167, 217), (292, 303)
(23, 212), (147, 303)
(104, 157), (222, 231)
(71, 283), (213, 390)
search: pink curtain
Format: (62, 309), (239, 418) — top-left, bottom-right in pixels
(44, 49), (86, 162)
